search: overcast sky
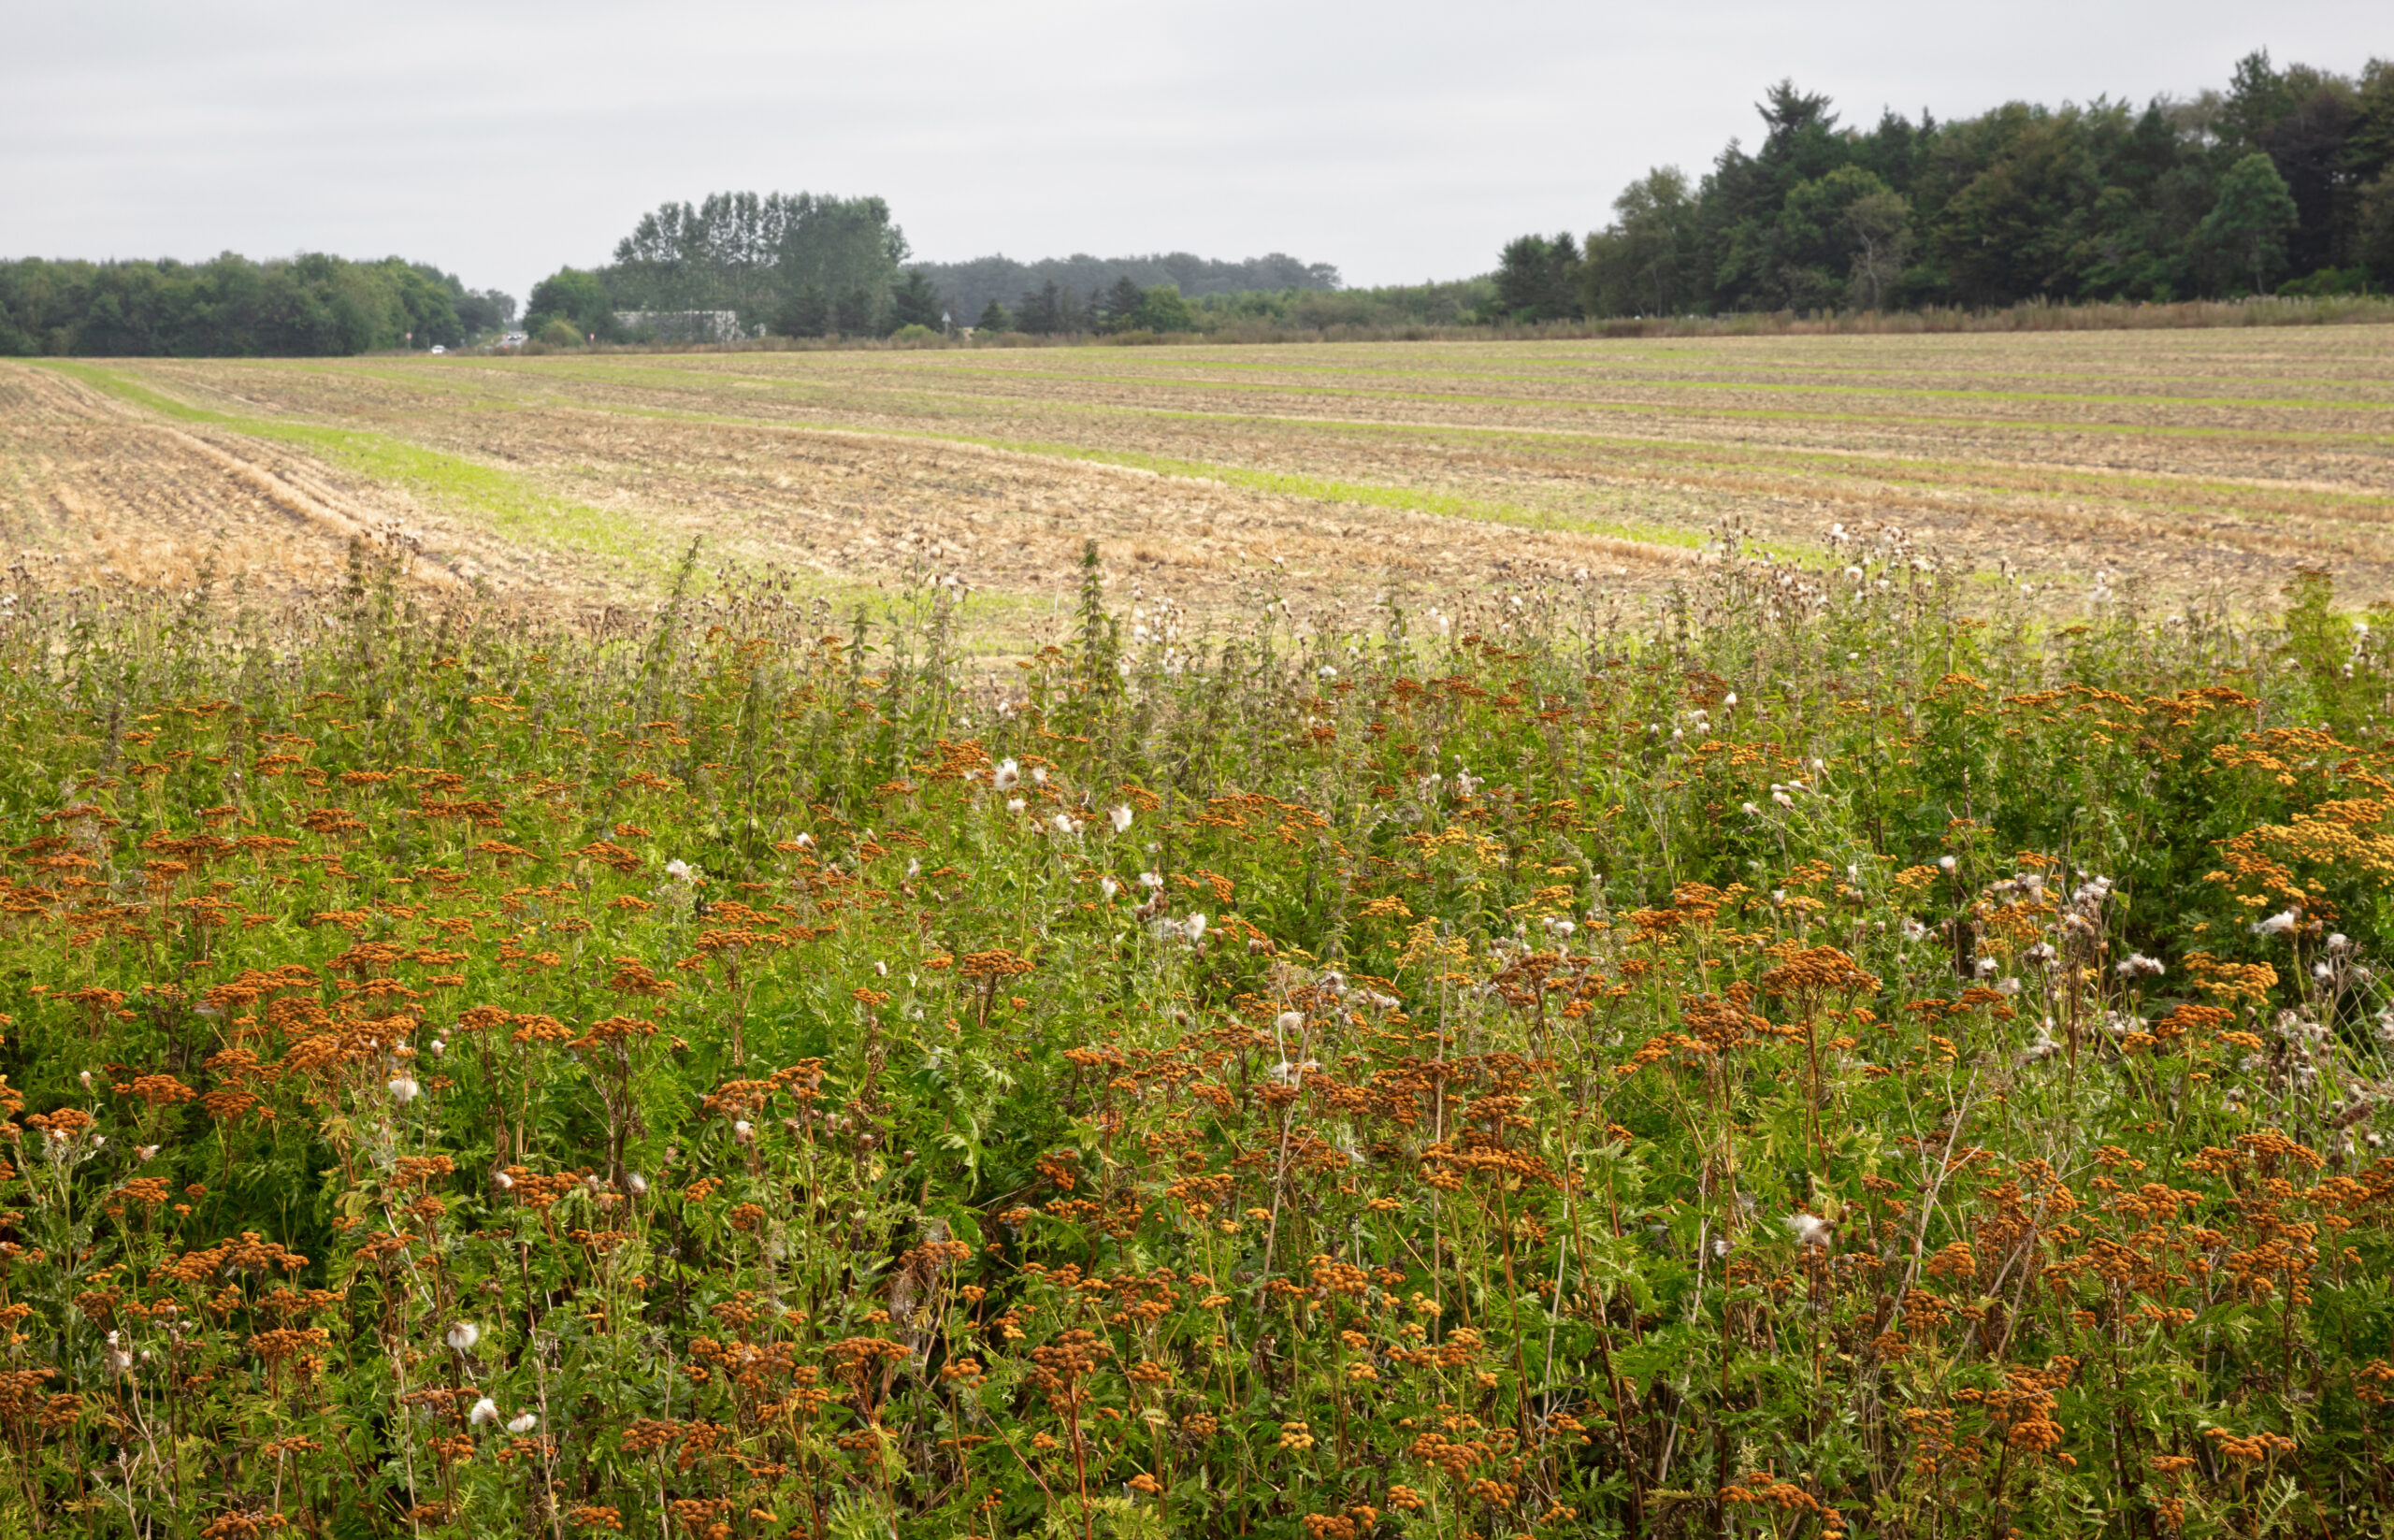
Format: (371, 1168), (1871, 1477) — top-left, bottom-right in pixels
(3, 1), (2384, 301)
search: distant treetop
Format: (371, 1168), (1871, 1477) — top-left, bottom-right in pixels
(602, 192), (910, 334)
(1517, 50), (2394, 323)
(908, 252), (1340, 331)
(0, 253), (513, 357)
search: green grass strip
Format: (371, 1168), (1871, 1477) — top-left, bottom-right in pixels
(35, 361), (673, 574)
(475, 352), (2394, 447)
(207, 357), (2387, 554)
(425, 356), (2392, 529)
(941, 436), (1709, 550)
(450, 389), (1712, 555)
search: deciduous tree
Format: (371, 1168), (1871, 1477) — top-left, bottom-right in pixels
(2202, 151), (2300, 293)
(1493, 233), (1582, 322)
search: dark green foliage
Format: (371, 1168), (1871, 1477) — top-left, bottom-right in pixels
(1123, 283), (1194, 334)
(1188, 276), (1496, 330)
(0, 254), (511, 357)
(601, 191), (909, 337)
(521, 266), (622, 343)
(1014, 278), (1072, 335)
(2204, 152), (2303, 292)
(912, 250), (1339, 330)
(771, 284), (829, 338)
(2364, 166), (2394, 276)
(880, 269), (946, 334)
(1775, 165), (1911, 309)
(972, 298), (1011, 333)
(1577, 52), (2394, 316)
(1097, 275), (1145, 331)
(1492, 231), (1583, 322)
(1089, 280), (1196, 336)
(451, 287), (513, 338)
(832, 286), (875, 336)
(1579, 167), (1699, 317)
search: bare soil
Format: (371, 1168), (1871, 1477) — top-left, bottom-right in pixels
(7, 326), (2391, 633)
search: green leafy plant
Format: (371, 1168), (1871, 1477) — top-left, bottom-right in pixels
(0, 537), (2389, 1536)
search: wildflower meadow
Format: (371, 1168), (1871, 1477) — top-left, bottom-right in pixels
(1, 538), (2391, 1539)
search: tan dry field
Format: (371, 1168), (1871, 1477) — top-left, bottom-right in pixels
(5, 326), (2393, 633)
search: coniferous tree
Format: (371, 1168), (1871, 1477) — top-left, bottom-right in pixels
(1016, 281), (1066, 335)
(1493, 234), (1583, 322)
(831, 288), (875, 336)
(1564, 56), (2394, 315)
(1098, 276), (1146, 332)
(772, 286), (829, 338)
(882, 270), (945, 333)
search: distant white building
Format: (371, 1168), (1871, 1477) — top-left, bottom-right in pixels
(613, 310), (743, 343)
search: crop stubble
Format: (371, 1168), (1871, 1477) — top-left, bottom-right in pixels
(6, 325), (2391, 625)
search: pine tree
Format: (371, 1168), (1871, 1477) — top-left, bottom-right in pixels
(772, 286), (829, 338)
(1016, 281), (1065, 335)
(1098, 277), (1145, 332)
(884, 271), (945, 333)
(832, 288), (875, 335)
(1493, 234), (1583, 322)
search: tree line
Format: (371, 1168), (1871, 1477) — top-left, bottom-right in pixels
(1497, 52), (2394, 322)
(911, 251), (1338, 329)
(577, 192), (915, 341)
(24, 50), (2394, 364)
(541, 194), (1340, 342)
(978, 275), (1495, 335)
(971, 276), (1193, 337)
(0, 254), (512, 357)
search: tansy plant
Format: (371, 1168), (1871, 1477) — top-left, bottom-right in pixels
(0, 540), (2388, 1537)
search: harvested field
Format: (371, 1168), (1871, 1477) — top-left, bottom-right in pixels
(7, 325), (2393, 630)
